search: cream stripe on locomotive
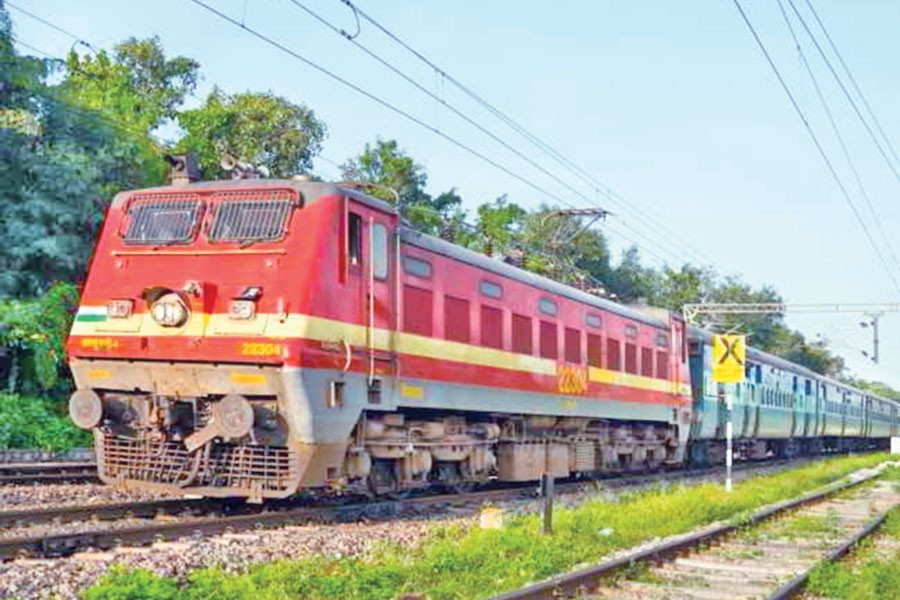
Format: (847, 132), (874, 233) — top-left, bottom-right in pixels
(72, 308), (692, 397)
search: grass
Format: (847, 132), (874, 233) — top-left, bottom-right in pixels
(83, 453), (893, 600)
(804, 466), (900, 599)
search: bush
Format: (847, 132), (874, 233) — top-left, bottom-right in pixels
(0, 281), (79, 395)
(0, 393), (90, 450)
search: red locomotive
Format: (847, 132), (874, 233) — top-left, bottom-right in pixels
(67, 156), (692, 500)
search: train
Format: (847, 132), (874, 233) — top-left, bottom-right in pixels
(65, 156), (900, 501)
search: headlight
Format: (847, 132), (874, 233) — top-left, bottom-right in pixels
(229, 299), (256, 320)
(150, 293), (189, 327)
(106, 299), (133, 319)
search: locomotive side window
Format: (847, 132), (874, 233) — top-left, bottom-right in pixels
(348, 212), (362, 266)
(512, 314), (533, 354)
(208, 196), (292, 242)
(403, 256), (432, 278)
(539, 321), (558, 359)
(539, 298), (558, 316)
(564, 328), (581, 364)
(480, 280), (503, 299)
(585, 313), (602, 328)
(587, 333), (603, 368)
(607, 338), (622, 371)
(124, 197), (203, 245)
(372, 223), (388, 280)
(444, 296), (470, 343)
(481, 305), (504, 350)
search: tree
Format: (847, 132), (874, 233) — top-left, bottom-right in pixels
(341, 138), (466, 236)
(63, 36), (198, 134)
(177, 88), (326, 179)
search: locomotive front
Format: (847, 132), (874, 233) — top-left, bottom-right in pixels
(66, 170), (350, 501)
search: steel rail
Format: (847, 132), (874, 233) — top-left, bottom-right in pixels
(490, 469), (882, 600)
(0, 462), (98, 484)
(768, 510), (892, 599)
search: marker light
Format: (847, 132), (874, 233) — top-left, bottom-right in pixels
(229, 299), (256, 320)
(150, 293), (189, 327)
(106, 299), (134, 319)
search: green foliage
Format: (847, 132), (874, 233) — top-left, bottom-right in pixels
(341, 138), (465, 237)
(64, 36), (199, 134)
(84, 566), (180, 600)
(0, 393), (90, 449)
(0, 281), (78, 393)
(81, 454), (889, 600)
(177, 88), (327, 179)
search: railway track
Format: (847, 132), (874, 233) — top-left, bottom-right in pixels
(0, 456), (822, 561)
(0, 461), (98, 485)
(493, 463), (899, 600)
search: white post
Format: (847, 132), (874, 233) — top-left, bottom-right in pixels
(726, 392), (733, 492)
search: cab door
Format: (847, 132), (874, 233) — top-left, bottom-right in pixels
(345, 203), (397, 390)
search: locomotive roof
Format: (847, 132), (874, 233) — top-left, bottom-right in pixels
(120, 179), (670, 329)
(400, 228), (671, 329)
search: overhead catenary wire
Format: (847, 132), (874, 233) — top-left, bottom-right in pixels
(283, 0), (695, 261)
(786, 0), (900, 188)
(776, 0), (900, 281)
(186, 0), (687, 267)
(803, 0), (900, 170)
(337, 0), (713, 267)
(731, 0), (900, 295)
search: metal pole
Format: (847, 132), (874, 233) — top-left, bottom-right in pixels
(542, 473), (554, 534)
(718, 385), (733, 492)
(873, 314), (881, 364)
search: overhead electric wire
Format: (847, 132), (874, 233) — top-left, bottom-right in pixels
(285, 0), (696, 267)
(776, 0), (900, 282)
(5, 1), (95, 51)
(187, 0), (688, 266)
(803, 0), (900, 170)
(731, 0), (900, 295)
(786, 0), (900, 188)
(339, 0), (713, 267)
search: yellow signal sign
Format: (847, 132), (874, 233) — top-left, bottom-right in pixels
(712, 334), (746, 383)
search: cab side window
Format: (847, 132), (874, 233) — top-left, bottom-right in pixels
(372, 223), (388, 279)
(348, 212), (362, 266)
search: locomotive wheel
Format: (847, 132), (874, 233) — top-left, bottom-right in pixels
(435, 462), (476, 494)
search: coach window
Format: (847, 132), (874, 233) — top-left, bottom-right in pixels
(539, 298), (558, 316)
(480, 280), (503, 299)
(347, 212), (362, 266)
(403, 256), (432, 278)
(372, 223), (388, 280)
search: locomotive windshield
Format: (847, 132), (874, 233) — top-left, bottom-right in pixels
(123, 196), (203, 245)
(208, 195), (293, 243)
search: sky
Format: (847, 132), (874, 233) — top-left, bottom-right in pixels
(8, 0), (900, 387)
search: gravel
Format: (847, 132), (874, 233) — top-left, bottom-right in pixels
(0, 458), (826, 599)
(0, 483), (173, 512)
(0, 513), (469, 599)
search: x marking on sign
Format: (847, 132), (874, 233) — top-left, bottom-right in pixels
(718, 338), (744, 366)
